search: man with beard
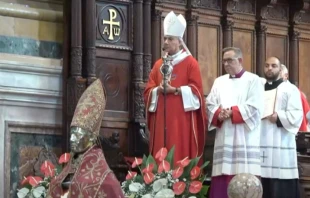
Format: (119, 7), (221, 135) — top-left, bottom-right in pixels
(260, 57), (303, 198)
(206, 47), (264, 198)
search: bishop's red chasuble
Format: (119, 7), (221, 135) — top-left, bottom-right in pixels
(47, 146), (124, 198)
(144, 55), (206, 165)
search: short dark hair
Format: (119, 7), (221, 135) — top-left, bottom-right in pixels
(222, 47), (243, 59)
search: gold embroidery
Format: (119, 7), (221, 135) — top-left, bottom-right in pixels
(71, 79), (106, 136)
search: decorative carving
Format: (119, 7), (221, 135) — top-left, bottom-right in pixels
(162, 0), (186, 4)
(222, 18), (234, 31)
(267, 5), (289, 20)
(190, 0), (201, 8)
(200, 0), (221, 10)
(100, 131), (121, 150)
(187, 14), (199, 26)
(300, 12), (310, 23)
(133, 54), (144, 81)
(231, 0), (255, 15)
(67, 78), (87, 115)
(103, 73), (120, 98)
(260, 6), (271, 20)
(143, 54), (152, 83)
(256, 22), (268, 34)
(85, 47), (96, 78)
(70, 47), (82, 76)
(290, 30), (300, 40)
(226, 0), (238, 14)
(133, 83), (145, 120)
(152, 9), (162, 21)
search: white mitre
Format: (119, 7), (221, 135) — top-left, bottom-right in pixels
(164, 11), (186, 37)
(163, 11), (191, 55)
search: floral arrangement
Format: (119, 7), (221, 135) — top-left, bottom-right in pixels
(122, 146), (209, 198)
(17, 153), (71, 198)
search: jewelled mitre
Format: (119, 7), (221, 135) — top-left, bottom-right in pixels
(70, 79), (106, 136)
(164, 11), (187, 37)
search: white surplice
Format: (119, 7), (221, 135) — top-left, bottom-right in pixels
(260, 81), (303, 179)
(206, 72), (264, 176)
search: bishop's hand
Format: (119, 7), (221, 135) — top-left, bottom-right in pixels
(158, 82), (175, 94)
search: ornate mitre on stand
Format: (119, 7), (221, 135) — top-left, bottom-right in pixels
(47, 79), (126, 198)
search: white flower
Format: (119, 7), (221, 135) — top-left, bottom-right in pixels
(129, 182), (143, 192)
(153, 178), (168, 192)
(188, 196), (197, 198)
(154, 189), (175, 198)
(142, 194), (153, 198)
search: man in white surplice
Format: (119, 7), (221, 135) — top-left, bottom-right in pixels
(206, 47), (264, 198)
(260, 57), (303, 198)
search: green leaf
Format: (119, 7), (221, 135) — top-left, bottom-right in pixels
(165, 145), (175, 169)
(146, 154), (158, 172)
(181, 156), (200, 178)
(200, 161), (210, 170)
(141, 154), (148, 169)
(198, 185), (209, 198)
(134, 175), (143, 183)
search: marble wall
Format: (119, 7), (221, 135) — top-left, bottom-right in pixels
(0, 0), (63, 197)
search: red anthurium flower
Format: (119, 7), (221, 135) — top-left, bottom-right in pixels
(173, 181), (186, 195)
(155, 147), (168, 162)
(176, 157), (190, 168)
(42, 165), (56, 177)
(142, 163), (154, 173)
(131, 157), (143, 168)
(158, 160), (170, 173)
(143, 172), (155, 184)
(189, 181), (203, 194)
(59, 153), (71, 164)
(28, 176), (43, 187)
(40, 160), (55, 175)
(172, 166), (184, 179)
(21, 176), (29, 186)
(190, 166), (201, 180)
(125, 171), (137, 180)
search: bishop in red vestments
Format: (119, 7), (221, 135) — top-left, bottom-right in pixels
(47, 79), (124, 198)
(144, 11), (206, 165)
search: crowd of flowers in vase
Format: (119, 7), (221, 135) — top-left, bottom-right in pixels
(122, 146), (209, 198)
(17, 153), (71, 198)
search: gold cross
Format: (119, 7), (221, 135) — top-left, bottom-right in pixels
(103, 9), (120, 40)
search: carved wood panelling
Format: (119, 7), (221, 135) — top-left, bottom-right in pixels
(266, 4), (289, 20)
(198, 24), (221, 94)
(299, 40), (310, 101)
(200, 0), (222, 10)
(266, 35), (288, 65)
(233, 29), (255, 72)
(231, 0), (256, 15)
(96, 58), (129, 112)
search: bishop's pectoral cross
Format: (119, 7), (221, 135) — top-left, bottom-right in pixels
(261, 151), (268, 163)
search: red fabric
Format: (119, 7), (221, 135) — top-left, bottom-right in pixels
(144, 55), (207, 166)
(211, 107), (223, 128)
(299, 90), (310, 131)
(231, 106), (245, 124)
(47, 146), (124, 198)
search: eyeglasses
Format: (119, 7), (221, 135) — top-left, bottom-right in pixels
(222, 58), (238, 64)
